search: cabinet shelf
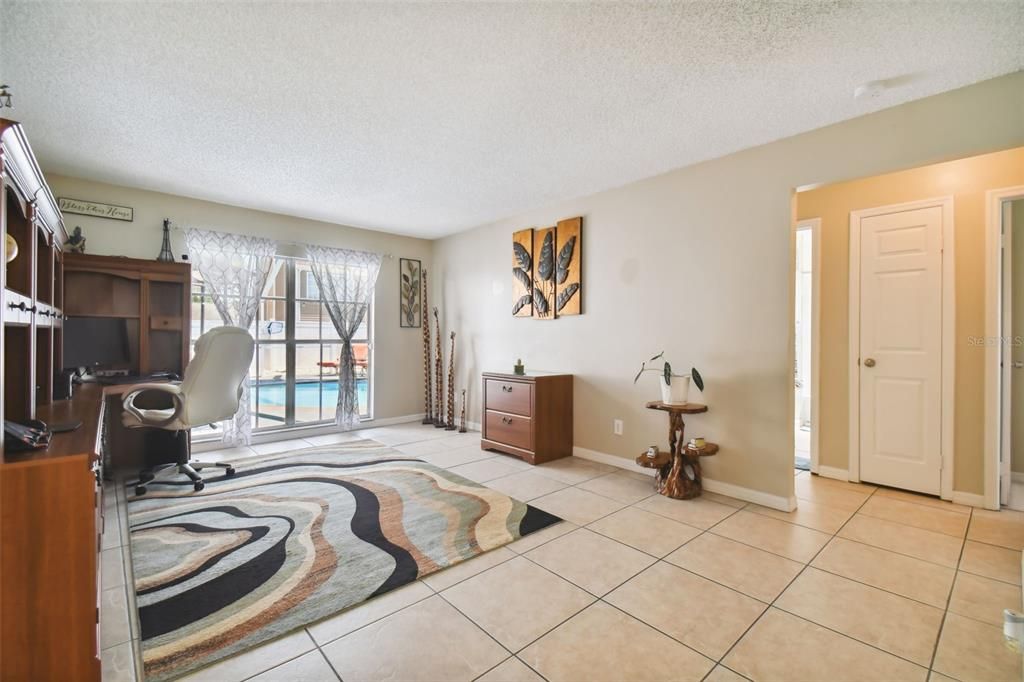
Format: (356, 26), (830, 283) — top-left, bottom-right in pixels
(64, 253), (191, 376)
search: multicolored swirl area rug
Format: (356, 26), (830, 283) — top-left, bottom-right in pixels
(126, 440), (561, 680)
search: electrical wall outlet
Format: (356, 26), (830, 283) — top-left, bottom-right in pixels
(613, 419), (624, 436)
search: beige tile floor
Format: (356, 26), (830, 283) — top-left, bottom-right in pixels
(101, 424), (1024, 681)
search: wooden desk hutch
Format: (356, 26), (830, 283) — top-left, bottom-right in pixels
(0, 119), (112, 681)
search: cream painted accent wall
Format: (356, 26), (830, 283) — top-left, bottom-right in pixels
(45, 174), (433, 423)
(1012, 199), (1024, 475)
(798, 147), (1024, 495)
(433, 72), (1024, 502)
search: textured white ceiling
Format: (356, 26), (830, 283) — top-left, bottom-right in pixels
(1, 2), (1022, 238)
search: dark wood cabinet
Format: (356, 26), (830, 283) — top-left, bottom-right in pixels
(480, 371), (573, 465)
(63, 252), (191, 376)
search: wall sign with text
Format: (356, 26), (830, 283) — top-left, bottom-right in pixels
(58, 197), (134, 222)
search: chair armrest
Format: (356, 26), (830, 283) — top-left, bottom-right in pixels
(123, 383), (185, 428)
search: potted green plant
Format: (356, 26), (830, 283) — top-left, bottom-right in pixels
(634, 352), (704, 405)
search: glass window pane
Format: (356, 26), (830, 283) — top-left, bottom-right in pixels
(294, 300), (320, 340)
(319, 343), (338, 421)
(320, 304), (341, 340)
(258, 298), (286, 340)
(191, 293), (224, 340)
(295, 343), (323, 424)
(295, 260), (319, 300)
(255, 344), (287, 428)
(262, 260), (288, 298)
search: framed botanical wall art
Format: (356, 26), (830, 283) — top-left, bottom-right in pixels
(399, 257), (422, 327)
(512, 228), (533, 317)
(555, 217), (581, 315)
(532, 226), (556, 320)
(511, 216), (581, 320)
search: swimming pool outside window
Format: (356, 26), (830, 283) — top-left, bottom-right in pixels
(191, 255), (371, 435)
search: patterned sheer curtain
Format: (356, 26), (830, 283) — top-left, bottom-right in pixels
(306, 245), (382, 429)
(185, 228), (276, 445)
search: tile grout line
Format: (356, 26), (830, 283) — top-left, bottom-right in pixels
(304, 631), (345, 682)
(926, 507), (976, 680)
(506, 505), (753, 670)
(711, 479), (891, 671)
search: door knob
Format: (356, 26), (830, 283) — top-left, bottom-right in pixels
(1014, 361), (1024, 369)
(864, 358), (876, 368)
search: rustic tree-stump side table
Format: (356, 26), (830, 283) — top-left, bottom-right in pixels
(635, 400), (719, 499)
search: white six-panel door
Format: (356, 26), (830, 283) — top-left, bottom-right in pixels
(858, 205), (943, 494)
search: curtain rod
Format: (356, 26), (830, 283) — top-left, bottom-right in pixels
(167, 222), (394, 259)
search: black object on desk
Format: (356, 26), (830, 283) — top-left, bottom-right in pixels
(4, 420), (52, 452)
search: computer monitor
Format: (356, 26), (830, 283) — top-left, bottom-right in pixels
(63, 317), (130, 369)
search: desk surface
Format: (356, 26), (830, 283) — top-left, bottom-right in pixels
(3, 384), (105, 466)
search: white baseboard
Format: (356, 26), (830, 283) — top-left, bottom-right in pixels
(573, 446), (639, 471)
(370, 413), (428, 428)
(812, 465), (990, 510)
(573, 446), (796, 512)
(951, 490), (988, 509)
(816, 465), (850, 482)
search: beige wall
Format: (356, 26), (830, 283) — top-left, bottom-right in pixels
(45, 174), (433, 423)
(797, 147), (1024, 495)
(433, 72), (1024, 504)
(1013, 199), (1024, 474)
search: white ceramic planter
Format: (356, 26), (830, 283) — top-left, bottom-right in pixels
(659, 375), (690, 405)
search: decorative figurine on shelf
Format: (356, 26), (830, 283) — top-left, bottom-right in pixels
(5, 233), (18, 263)
(65, 226), (86, 253)
(421, 269), (433, 425)
(445, 331), (457, 430)
(157, 219), (175, 262)
(514, 358), (525, 375)
(459, 389), (467, 433)
(433, 307), (444, 427)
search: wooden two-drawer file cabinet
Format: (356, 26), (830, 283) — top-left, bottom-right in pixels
(480, 371), (573, 464)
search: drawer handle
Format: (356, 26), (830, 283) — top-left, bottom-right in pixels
(502, 385), (513, 392)
(501, 416), (513, 425)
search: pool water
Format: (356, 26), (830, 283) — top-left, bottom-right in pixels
(255, 379), (368, 410)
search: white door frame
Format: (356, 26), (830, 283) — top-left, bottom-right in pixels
(848, 196), (955, 500)
(985, 186), (1024, 510)
(795, 218), (821, 473)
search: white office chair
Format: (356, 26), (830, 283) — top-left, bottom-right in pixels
(123, 326), (255, 495)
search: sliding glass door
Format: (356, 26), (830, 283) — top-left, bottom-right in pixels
(191, 255), (371, 436)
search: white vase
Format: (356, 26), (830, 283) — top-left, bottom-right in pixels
(660, 375), (690, 405)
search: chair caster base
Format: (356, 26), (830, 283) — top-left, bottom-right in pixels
(135, 485), (147, 496)
(194, 480), (205, 492)
(225, 467), (235, 477)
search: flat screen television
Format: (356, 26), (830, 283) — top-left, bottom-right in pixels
(63, 317), (130, 369)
